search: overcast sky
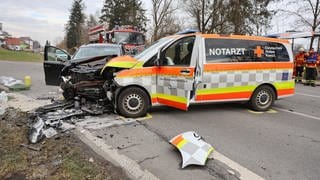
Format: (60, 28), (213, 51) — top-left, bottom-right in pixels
(0, 0), (293, 46)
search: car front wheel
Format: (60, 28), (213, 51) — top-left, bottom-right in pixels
(117, 87), (150, 118)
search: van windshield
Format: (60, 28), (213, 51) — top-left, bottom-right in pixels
(134, 37), (175, 62)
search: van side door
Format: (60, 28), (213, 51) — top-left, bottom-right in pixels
(43, 45), (71, 86)
(156, 36), (196, 110)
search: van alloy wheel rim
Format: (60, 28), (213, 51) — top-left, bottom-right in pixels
(256, 90), (270, 106)
(124, 93), (143, 112)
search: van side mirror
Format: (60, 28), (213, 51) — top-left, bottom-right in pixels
(156, 49), (163, 66)
(154, 58), (160, 66)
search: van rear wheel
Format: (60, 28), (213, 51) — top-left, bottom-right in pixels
(250, 85), (275, 111)
(117, 87), (150, 118)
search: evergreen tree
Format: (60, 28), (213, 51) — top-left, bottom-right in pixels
(66, 0), (85, 49)
(100, 0), (147, 30)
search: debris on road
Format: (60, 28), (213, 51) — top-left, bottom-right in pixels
(170, 131), (214, 168)
(20, 143), (41, 151)
(0, 76), (29, 91)
(28, 98), (113, 144)
(43, 127), (58, 138)
(0, 91), (8, 115)
(0, 108), (129, 179)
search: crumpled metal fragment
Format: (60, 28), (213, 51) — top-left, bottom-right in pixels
(29, 117), (45, 144)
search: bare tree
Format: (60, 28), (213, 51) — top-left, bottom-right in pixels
(248, 0), (274, 36)
(151, 0), (181, 41)
(280, 0), (320, 49)
(184, 0), (228, 33)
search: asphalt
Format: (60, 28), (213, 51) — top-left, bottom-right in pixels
(0, 60), (59, 97)
(1, 60), (320, 179)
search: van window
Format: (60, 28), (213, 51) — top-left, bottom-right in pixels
(161, 36), (195, 66)
(205, 38), (290, 63)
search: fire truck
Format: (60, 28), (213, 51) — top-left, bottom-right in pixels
(88, 24), (146, 55)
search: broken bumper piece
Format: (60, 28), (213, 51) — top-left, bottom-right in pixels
(170, 131), (214, 168)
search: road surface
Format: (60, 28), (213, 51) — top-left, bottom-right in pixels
(1, 60), (319, 179)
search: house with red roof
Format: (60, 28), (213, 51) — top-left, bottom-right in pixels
(6, 37), (21, 50)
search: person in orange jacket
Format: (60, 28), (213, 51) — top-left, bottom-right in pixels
(294, 48), (306, 83)
(305, 48), (318, 87)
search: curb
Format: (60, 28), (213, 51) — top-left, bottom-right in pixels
(74, 127), (159, 180)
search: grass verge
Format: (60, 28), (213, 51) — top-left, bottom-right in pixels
(0, 108), (129, 180)
(0, 48), (42, 62)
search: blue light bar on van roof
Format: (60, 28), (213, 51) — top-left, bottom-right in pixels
(176, 29), (199, 35)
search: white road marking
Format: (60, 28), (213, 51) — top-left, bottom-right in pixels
(209, 151), (264, 180)
(75, 127), (159, 180)
(274, 107), (320, 121)
(295, 92), (320, 99)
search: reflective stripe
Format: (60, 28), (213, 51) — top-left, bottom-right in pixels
(154, 93), (187, 104)
(107, 61), (137, 68)
(204, 62), (293, 72)
(196, 91), (252, 101)
(196, 81), (295, 101)
(273, 81), (295, 90)
(197, 85), (256, 95)
(151, 97), (158, 104)
(171, 135), (183, 146)
(101, 55), (139, 74)
(158, 66), (194, 77)
(117, 66), (195, 78)
(152, 93), (188, 110)
(133, 61), (144, 68)
(177, 139), (187, 149)
(117, 67), (157, 77)
(158, 98), (187, 110)
(278, 89), (295, 96)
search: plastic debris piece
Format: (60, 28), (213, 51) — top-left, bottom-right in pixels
(43, 127), (58, 138)
(20, 143), (41, 151)
(59, 122), (76, 132)
(29, 117), (45, 144)
(0, 76), (24, 87)
(169, 131), (214, 168)
(0, 91), (8, 103)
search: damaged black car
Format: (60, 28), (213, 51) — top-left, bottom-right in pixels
(44, 43), (124, 102)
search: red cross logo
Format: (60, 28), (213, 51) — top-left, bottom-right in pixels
(254, 46), (264, 58)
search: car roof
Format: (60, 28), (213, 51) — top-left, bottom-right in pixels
(79, 43), (122, 48)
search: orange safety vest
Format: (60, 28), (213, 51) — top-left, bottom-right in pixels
(294, 53), (305, 67)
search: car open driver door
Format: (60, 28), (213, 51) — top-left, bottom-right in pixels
(43, 45), (71, 86)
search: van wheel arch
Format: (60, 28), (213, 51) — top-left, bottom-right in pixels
(252, 83), (278, 100)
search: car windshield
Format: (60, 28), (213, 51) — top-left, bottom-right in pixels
(73, 46), (120, 59)
(114, 32), (144, 45)
(134, 37), (175, 62)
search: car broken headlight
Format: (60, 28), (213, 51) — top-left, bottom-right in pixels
(61, 76), (71, 83)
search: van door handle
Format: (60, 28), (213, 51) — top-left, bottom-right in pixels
(180, 69), (190, 75)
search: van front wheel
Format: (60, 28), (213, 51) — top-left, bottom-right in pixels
(250, 85), (275, 111)
(117, 87), (150, 118)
